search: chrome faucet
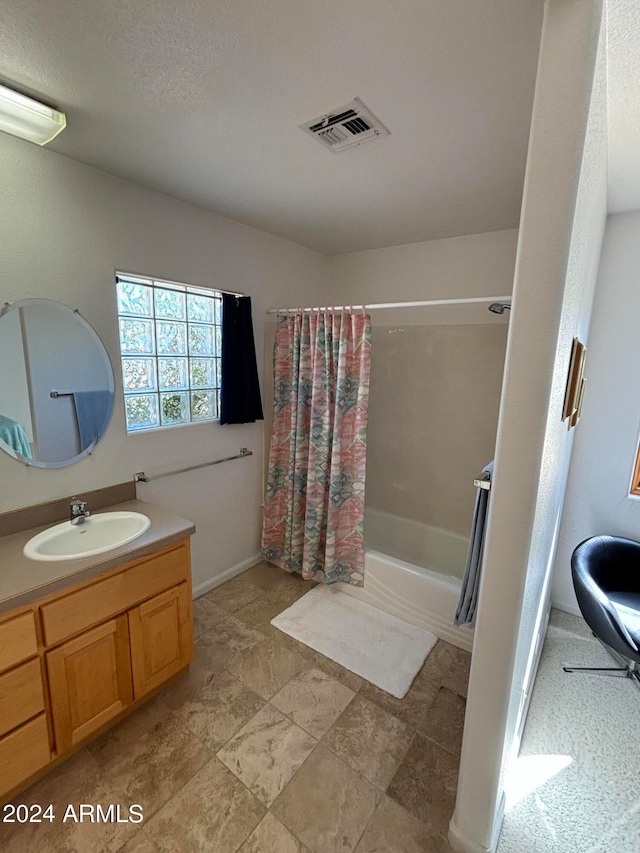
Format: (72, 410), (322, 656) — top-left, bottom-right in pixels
(70, 497), (91, 525)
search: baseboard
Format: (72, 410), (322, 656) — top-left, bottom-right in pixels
(448, 791), (505, 853)
(552, 600), (581, 617)
(448, 817), (491, 853)
(192, 553), (262, 599)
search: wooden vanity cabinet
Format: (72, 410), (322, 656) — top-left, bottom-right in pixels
(46, 616), (133, 752)
(0, 536), (194, 803)
(129, 582), (193, 698)
(0, 611), (50, 795)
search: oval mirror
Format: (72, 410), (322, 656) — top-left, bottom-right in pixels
(0, 299), (115, 468)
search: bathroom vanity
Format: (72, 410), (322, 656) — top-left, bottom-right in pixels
(0, 499), (195, 803)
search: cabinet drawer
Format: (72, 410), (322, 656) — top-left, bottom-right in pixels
(0, 659), (45, 738)
(40, 540), (189, 647)
(0, 714), (50, 798)
(0, 612), (38, 674)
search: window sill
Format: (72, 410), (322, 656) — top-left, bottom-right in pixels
(126, 418), (220, 436)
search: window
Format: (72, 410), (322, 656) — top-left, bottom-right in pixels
(116, 274), (222, 432)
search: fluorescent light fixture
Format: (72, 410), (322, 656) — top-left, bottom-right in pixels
(0, 83), (66, 146)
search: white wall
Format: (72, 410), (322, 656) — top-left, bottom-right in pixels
(451, 2), (607, 851)
(326, 228), (518, 305)
(0, 135), (326, 592)
(553, 210), (640, 613)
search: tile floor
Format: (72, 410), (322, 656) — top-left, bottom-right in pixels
(0, 562), (471, 853)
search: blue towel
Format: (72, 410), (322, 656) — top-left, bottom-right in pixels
(0, 414), (32, 459)
(455, 460), (494, 627)
(73, 391), (113, 451)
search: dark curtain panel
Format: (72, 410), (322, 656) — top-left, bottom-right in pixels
(220, 294), (264, 425)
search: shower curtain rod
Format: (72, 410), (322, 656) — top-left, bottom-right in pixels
(265, 295), (512, 314)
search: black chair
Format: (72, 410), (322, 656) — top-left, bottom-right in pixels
(563, 535), (640, 684)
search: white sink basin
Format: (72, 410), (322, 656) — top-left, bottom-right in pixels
(23, 511), (151, 562)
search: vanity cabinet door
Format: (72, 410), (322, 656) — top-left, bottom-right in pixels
(129, 583), (194, 699)
(46, 616), (133, 753)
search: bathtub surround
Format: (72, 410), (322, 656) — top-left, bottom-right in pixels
(366, 323), (507, 538)
(263, 311), (371, 585)
(272, 586), (438, 699)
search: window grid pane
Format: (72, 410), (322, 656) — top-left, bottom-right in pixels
(117, 276), (222, 432)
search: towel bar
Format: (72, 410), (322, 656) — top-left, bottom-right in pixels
(473, 478), (491, 491)
(134, 448), (252, 483)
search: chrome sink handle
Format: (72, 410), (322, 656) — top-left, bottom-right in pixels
(70, 497), (91, 525)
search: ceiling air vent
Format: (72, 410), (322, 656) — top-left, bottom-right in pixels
(299, 98), (390, 153)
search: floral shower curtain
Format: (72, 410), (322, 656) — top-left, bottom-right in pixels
(262, 310), (372, 586)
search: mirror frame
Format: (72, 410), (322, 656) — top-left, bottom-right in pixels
(0, 298), (115, 469)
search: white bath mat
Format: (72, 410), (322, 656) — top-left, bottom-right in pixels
(271, 585), (437, 698)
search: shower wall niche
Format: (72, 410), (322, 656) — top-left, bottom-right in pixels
(366, 321), (508, 539)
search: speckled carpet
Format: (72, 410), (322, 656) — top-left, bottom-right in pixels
(497, 609), (640, 853)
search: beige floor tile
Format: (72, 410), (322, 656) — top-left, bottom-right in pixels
(235, 589), (299, 628)
(419, 687), (466, 756)
(270, 579), (314, 606)
(238, 811), (310, 852)
(441, 647), (472, 698)
(195, 613), (264, 672)
(255, 620), (317, 659)
(217, 704), (316, 806)
(144, 758), (265, 853)
(241, 562), (302, 593)
(117, 831), (159, 852)
(204, 574), (264, 614)
(159, 654), (220, 709)
(387, 734), (459, 839)
(88, 698), (172, 766)
(271, 667), (355, 738)
(171, 669), (265, 751)
(0, 750), (137, 853)
(355, 795), (454, 853)
(419, 641), (458, 682)
(359, 665), (440, 729)
(305, 650), (365, 693)
(272, 745), (380, 853)
(323, 694), (413, 789)
(192, 595), (225, 639)
(227, 638), (306, 699)
(235, 577), (312, 626)
(95, 713), (211, 818)
(254, 624), (365, 694)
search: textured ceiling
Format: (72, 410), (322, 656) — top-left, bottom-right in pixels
(0, 0), (544, 254)
(607, 0), (640, 213)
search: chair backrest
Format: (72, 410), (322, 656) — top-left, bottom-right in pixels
(571, 535), (640, 662)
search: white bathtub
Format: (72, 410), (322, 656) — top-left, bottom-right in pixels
(338, 507), (474, 651)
